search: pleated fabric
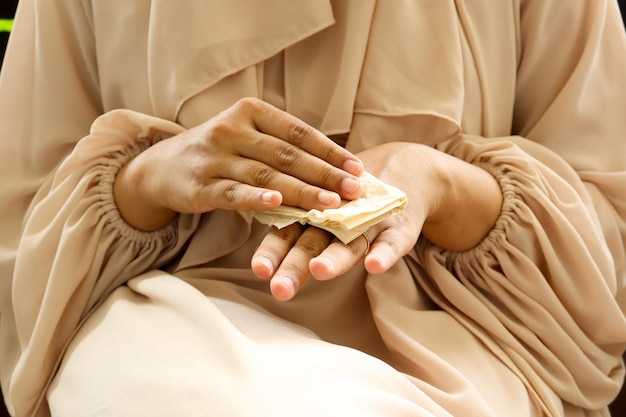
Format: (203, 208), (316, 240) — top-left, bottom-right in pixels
(0, 1), (625, 416)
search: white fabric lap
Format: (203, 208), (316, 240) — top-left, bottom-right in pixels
(47, 271), (454, 417)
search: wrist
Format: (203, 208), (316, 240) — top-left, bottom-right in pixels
(422, 155), (502, 251)
(113, 152), (177, 232)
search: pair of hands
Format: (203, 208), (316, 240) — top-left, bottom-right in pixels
(251, 143), (430, 301)
(114, 98), (502, 301)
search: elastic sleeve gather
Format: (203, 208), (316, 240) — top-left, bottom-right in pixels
(9, 109), (203, 414)
(410, 135), (626, 410)
(94, 137), (179, 245)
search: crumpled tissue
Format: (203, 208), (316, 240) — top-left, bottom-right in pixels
(250, 172), (407, 244)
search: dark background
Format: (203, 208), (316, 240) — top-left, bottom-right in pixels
(0, 1), (625, 416)
(0, 0), (23, 414)
(0, 0), (18, 70)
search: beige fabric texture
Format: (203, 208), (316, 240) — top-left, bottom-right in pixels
(0, 0), (625, 416)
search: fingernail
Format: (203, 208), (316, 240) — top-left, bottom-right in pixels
(343, 159), (363, 175)
(273, 276), (296, 300)
(262, 191), (280, 205)
(262, 191), (273, 203)
(341, 177), (361, 194)
(318, 191), (340, 206)
(320, 258), (335, 278)
(259, 256), (274, 276)
(371, 255), (387, 269)
(280, 276), (296, 292)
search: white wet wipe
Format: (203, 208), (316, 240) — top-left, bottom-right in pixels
(251, 172), (408, 244)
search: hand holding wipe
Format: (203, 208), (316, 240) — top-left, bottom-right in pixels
(250, 172), (407, 244)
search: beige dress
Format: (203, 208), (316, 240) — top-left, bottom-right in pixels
(1, 0), (625, 416)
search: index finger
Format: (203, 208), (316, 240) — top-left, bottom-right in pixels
(243, 98), (364, 177)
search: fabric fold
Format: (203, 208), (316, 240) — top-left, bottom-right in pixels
(2, 1), (625, 416)
(283, 0), (375, 134)
(9, 110), (201, 415)
(409, 135), (626, 412)
(146, 0), (335, 120)
(348, 0), (465, 152)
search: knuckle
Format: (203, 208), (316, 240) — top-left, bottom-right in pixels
(248, 165), (276, 188)
(256, 243), (282, 262)
(319, 143), (337, 164)
(190, 180), (215, 211)
(293, 183), (309, 201)
(273, 145), (300, 169)
(287, 122), (314, 147)
(234, 96), (260, 112)
(221, 182), (241, 204)
(316, 166), (336, 186)
(277, 224), (305, 245)
(298, 237), (325, 257)
(380, 237), (400, 257)
(208, 118), (238, 142)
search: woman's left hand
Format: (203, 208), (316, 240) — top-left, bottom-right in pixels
(252, 142), (502, 301)
(251, 209), (414, 301)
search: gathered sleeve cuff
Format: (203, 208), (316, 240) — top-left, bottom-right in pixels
(411, 135), (626, 410)
(10, 109), (203, 414)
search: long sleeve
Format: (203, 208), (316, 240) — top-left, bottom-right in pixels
(11, 110), (204, 416)
(412, 0), (626, 413)
(419, 135), (626, 412)
(0, 2), (201, 416)
(2, 0), (625, 415)
(0, 1), (102, 412)
(339, 0), (626, 414)
(0, 1), (343, 414)
(512, 0), (626, 299)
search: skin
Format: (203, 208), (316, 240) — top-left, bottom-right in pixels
(251, 142), (503, 301)
(114, 98), (365, 232)
(114, 98), (503, 302)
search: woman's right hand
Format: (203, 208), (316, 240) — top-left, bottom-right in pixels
(113, 98), (365, 231)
